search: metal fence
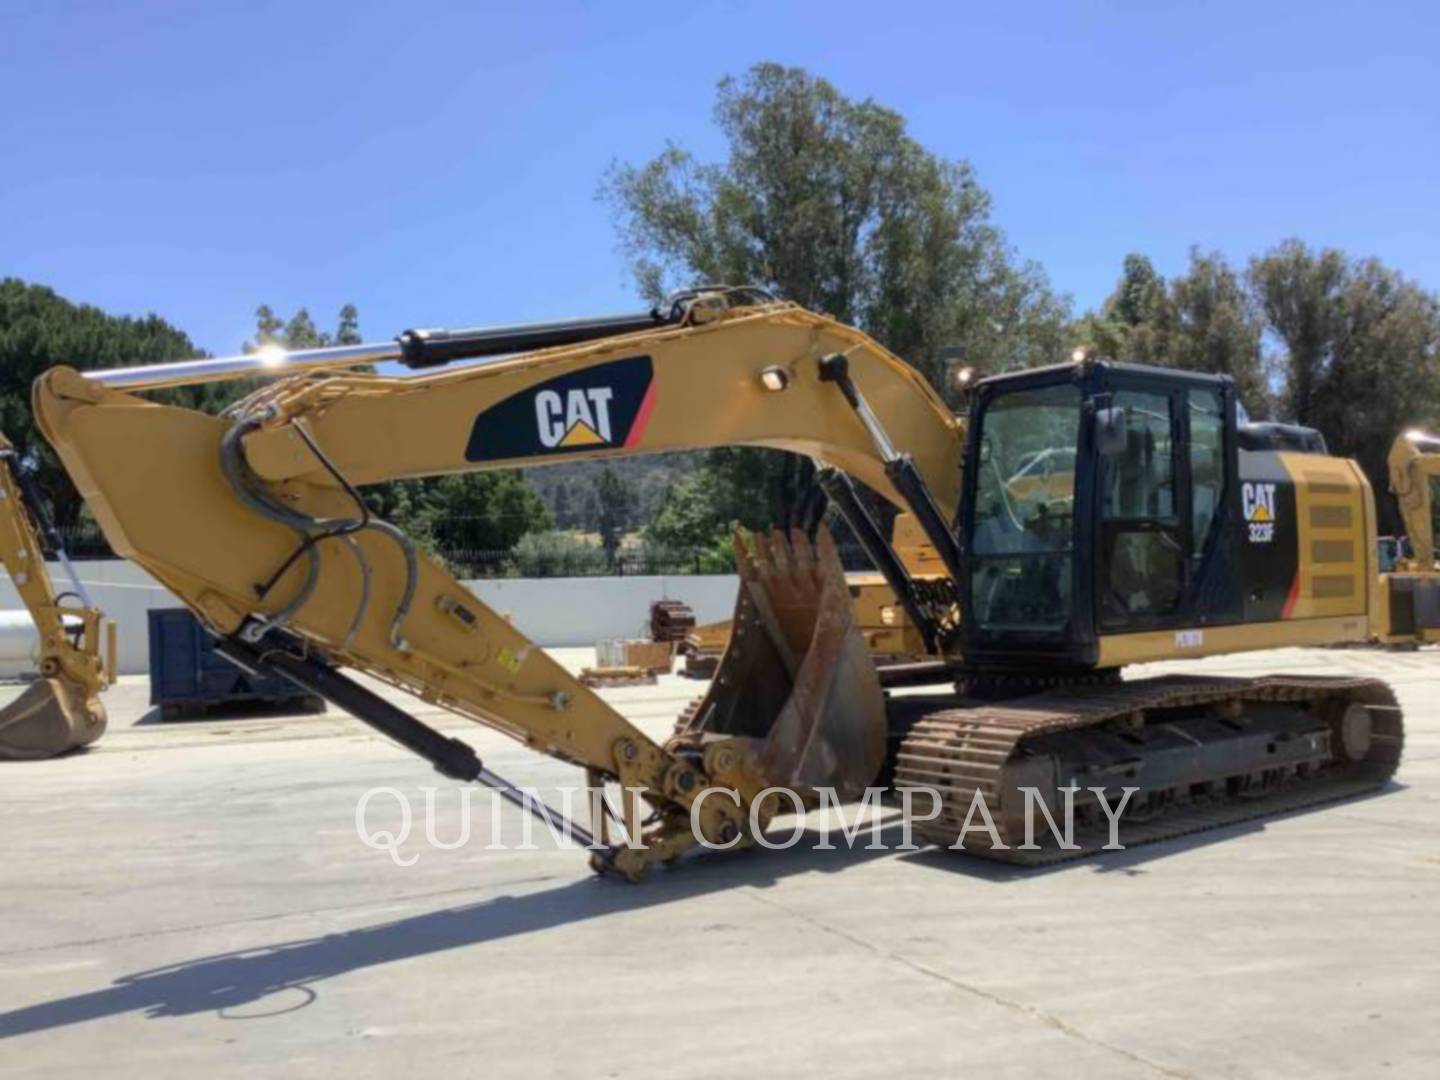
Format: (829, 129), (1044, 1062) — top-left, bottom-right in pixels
(445, 548), (722, 578)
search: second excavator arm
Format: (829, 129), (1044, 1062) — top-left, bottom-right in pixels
(1387, 430), (1440, 570)
(0, 433), (113, 759)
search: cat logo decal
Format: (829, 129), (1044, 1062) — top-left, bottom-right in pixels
(465, 356), (656, 462)
(1242, 481), (1277, 543)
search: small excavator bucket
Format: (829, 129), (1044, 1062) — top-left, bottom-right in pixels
(0, 676), (106, 761)
(676, 528), (886, 800)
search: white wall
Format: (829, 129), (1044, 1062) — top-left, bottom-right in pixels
(471, 574), (738, 647)
(0, 559), (178, 677)
(0, 559), (740, 677)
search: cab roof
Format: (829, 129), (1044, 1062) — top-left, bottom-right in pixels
(974, 358), (1235, 393)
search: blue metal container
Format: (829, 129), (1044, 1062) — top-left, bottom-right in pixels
(146, 608), (325, 719)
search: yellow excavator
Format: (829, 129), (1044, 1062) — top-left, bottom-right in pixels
(0, 433), (113, 759)
(30, 288), (1403, 876)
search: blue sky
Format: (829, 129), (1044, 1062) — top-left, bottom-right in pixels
(2, 0), (1435, 356)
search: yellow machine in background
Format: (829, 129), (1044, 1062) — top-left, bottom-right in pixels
(31, 287), (1404, 876)
(681, 514), (938, 677)
(1375, 430), (1440, 645)
(0, 434), (113, 759)
(1387, 430), (1440, 570)
(841, 514), (941, 662)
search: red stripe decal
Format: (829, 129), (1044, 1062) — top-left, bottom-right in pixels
(623, 380), (657, 448)
(1281, 573), (1301, 619)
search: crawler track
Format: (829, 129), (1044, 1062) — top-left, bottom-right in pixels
(892, 674), (1404, 864)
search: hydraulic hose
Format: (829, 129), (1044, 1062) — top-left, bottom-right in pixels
(220, 412), (419, 651)
(219, 416), (323, 631)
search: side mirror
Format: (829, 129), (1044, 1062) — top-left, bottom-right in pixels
(1096, 406), (1129, 457)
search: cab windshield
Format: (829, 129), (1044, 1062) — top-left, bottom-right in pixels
(969, 383), (1081, 632)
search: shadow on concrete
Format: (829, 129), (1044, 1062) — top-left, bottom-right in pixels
(0, 783), (1405, 1040)
(133, 698), (327, 727)
(0, 827), (908, 1039)
(897, 781), (1406, 880)
(898, 816), (1266, 880)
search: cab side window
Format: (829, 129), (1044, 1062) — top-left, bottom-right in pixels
(1100, 390), (1176, 521)
(1098, 388), (1182, 625)
(1189, 388), (1225, 558)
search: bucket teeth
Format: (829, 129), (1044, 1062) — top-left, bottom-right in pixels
(678, 527), (886, 800)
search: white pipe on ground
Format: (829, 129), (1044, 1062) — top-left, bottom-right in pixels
(0, 610), (85, 668)
(0, 610), (41, 664)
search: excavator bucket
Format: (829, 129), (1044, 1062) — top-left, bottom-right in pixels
(676, 528), (886, 800)
(0, 676), (105, 761)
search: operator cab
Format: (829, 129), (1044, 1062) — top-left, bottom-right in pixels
(959, 359), (1245, 671)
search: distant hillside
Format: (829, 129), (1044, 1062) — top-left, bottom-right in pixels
(523, 452), (701, 533)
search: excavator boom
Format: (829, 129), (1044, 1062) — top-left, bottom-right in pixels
(33, 290), (956, 876)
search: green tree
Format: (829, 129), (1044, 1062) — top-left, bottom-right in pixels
(549, 480), (575, 530)
(336, 303), (361, 345)
(595, 465), (637, 564)
(0, 278), (206, 528)
(1080, 253), (1172, 364)
(254, 304), (284, 344)
(363, 471), (553, 558)
(644, 448), (776, 555)
(1248, 241), (1349, 427)
(420, 473), (554, 553)
(605, 62), (1068, 387)
(1169, 250), (1270, 415)
(604, 62), (1069, 549)
(246, 303), (359, 351)
(1078, 249), (1271, 417)
(284, 308), (323, 347)
(1249, 240), (1440, 528)
(512, 530), (608, 577)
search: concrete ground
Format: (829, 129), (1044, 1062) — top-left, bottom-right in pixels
(0, 646), (1436, 1079)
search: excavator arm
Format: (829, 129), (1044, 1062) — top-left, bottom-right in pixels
(33, 291), (964, 877)
(0, 434), (113, 759)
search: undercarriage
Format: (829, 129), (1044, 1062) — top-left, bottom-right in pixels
(891, 675), (1404, 862)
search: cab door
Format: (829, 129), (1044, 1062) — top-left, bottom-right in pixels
(1093, 374), (1239, 634)
(1094, 381), (1187, 631)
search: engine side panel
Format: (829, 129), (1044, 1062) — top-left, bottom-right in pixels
(1278, 451), (1373, 621)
